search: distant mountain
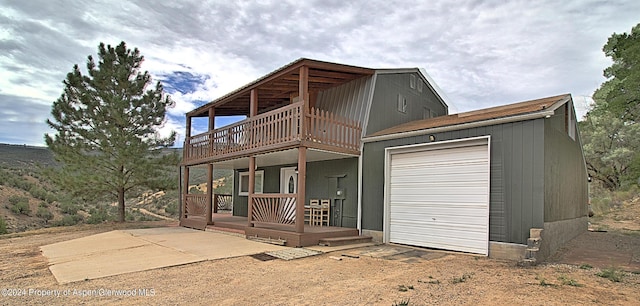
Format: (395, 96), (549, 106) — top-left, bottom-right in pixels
(0, 143), (183, 169)
(0, 144), (56, 169)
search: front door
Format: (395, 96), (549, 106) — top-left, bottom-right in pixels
(280, 167), (298, 194)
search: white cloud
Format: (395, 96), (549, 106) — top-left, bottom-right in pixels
(1, 0), (639, 146)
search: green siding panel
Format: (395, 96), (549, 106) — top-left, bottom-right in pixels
(366, 74), (447, 136)
(544, 115), (589, 222)
(232, 159), (359, 228)
(362, 119), (548, 244)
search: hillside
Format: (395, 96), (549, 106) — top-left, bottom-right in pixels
(0, 144), (232, 234)
(0, 143), (56, 169)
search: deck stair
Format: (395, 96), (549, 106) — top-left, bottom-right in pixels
(247, 236), (287, 246)
(318, 235), (372, 247)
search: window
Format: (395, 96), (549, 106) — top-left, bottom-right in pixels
(417, 79), (423, 92)
(238, 170), (264, 196)
(409, 74), (417, 89)
(397, 94), (407, 113)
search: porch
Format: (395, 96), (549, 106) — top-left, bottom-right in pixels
(196, 214), (360, 247)
(180, 60), (372, 240)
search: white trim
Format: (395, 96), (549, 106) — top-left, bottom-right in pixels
(280, 167), (297, 194)
(360, 72), (377, 137)
(383, 135), (491, 255)
(364, 109), (556, 143)
(357, 151), (363, 232)
(238, 170), (264, 196)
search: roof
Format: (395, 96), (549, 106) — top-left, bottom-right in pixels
(187, 58), (375, 117)
(365, 94), (571, 140)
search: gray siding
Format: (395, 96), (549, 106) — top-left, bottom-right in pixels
(316, 76), (373, 127)
(232, 165), (285, 217)
(543, 110), (589, 222)
(232, 159), (359, 228)
(365, 73), (447, 136)
(361, 119), (546, 244)
(306, 158), (359, 228)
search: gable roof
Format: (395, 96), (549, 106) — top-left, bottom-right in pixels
(187, 58), (374, 117)
(187, 58), (450, 118)
(364, 94), (571, 142)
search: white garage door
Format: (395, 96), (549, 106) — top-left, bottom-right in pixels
(386, 137), (490, 255)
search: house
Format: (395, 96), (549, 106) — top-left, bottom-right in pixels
(180, 58), (588, 261)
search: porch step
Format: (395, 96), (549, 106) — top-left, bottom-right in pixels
(318, 235), (372, 247)
(247, 236), (287, 246)
(205, 226), (245, 237)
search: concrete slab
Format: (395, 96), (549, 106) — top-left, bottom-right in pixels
(41, 227), (287, 284)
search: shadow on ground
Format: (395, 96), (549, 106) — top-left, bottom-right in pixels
(548, 230), (640, 272)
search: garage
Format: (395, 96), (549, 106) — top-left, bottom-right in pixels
(384, 136), (490, 255)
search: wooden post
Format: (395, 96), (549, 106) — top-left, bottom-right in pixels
(247, 156), (256, 227)
(184, 116), (192, 161)
(208, 107), (215, 130)
(250, 89), (258, 117)
(206, 163), (213, 224)
(299, 66), (309, 138)
(296, 147), (307, 233)
(182, 166), (190, 220)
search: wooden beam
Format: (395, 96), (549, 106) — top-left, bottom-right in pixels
(299, 66), (309, 137)
(206, 163), (213, 224)
(250, 89), (258, 117)
(185, 116), (192, 138)
(208, 108), (215, 131)
(296, 147), (307, 233)
(247, 156), (255, 227)
(182, 166), (190, 220)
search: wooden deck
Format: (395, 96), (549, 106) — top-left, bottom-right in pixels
(205, 214), (360, 247)
(183, 102), (362, 166)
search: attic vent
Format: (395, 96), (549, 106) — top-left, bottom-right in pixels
(417, 80), (423, 92)
(397, 94), (407, 113)
(409, 74), (416, 89)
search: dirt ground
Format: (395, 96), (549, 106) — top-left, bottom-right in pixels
(1, 221), (639, 305)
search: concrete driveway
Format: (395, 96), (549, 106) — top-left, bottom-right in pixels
(40, 227), (287, 284)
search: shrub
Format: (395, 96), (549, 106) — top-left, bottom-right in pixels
(558, 275), (583, 287)
(597, 267), (625, 282)
(8, 196), (31, 215)
(86, 207), (111, 224)
(8, 195), (27, 205)
(54, 214), (83, 226)
(164, 202), (177, 216)
(36, 207), (54, 222)
(59, 202), (80, 215)
(0, 216), (7, 234)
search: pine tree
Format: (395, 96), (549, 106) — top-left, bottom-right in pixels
(45, 41), (179, 222)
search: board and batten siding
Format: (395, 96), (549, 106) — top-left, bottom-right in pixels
(544, 109), (589, 222)
(232, 159), (359, 228)
(365, 73), (447, 136)
(316, 76), (373, 130)
(362, 119), (546, 244)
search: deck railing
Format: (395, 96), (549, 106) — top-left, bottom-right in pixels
(183, 102), (362, 164)
(214, 194), (233, 211)
(250, 194), (297, 228)
(183, 194), (208, 219)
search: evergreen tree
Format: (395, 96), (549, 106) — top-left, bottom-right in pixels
(45, 41), (178, 222)
(596, 23), (640, 121)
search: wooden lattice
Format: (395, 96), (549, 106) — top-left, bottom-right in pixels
(251, 195), (297, 225)
(184, 194), (207, 217)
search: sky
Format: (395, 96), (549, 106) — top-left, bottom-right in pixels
(1, 0), (639, 147)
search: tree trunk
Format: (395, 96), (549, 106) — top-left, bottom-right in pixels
(117, 187), (126, 222)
